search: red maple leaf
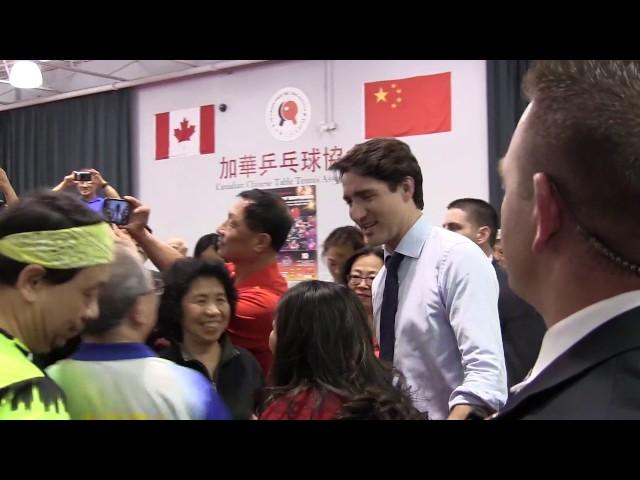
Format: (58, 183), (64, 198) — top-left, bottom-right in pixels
(174, 118), (196, 142)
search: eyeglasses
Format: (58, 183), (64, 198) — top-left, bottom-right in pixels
(348, 274), (377, 287)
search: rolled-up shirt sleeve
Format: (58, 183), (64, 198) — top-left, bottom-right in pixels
(439, 242), (508, 412)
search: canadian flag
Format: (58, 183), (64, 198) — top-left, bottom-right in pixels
(155, 105), (215, 160)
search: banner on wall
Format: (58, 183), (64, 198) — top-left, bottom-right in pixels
(364, 72), (451, 138)
(155, 105), (215, 160)
(269, 185), (318, 284)
(215, 145), (346, 191)
(214, 85), (346, 191)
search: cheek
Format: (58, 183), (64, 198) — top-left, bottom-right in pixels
(220, 306), (231, 324)
(51, 289), (81, 321)
(48, 306), (76, 341)
(501, 195), (515, 225)
(181, 304), (200, 327)
(227, 234), (248, 251)
(503, 224), (527, 263)
(373, 203), (391, 224)
(501, 201), (523, 245)
(227, 230), (244, 243)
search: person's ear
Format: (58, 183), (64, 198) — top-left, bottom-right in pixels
(127, 296), (147, 329)
(254, 233), (272, 254)
(400, 176), (415, 203)
(476, 226), (491, 246)
(532, 173), (562, 254)
(16, 264), (48, 303)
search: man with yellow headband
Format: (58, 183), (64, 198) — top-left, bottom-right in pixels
(0, 191), (114, 420)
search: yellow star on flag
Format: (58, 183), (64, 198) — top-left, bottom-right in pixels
(374, 87), (388, 103)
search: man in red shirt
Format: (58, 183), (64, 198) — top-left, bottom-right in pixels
(123, 189), (292, 375)
(216, 190), (291, 373)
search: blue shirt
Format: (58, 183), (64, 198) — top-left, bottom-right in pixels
(372, 214), (507, 419)
(84, 196), (105, 214)
(46, 342), (231, 420)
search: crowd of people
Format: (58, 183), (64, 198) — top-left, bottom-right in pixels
(2, 60), (640, 420)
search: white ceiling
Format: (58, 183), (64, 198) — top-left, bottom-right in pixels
(0, 60), (228, 106)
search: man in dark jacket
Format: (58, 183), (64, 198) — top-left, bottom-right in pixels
(497, 60), (640, 419)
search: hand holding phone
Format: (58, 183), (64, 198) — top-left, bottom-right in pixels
(74, 171), (92, 182)
(102, 198), (131, 226)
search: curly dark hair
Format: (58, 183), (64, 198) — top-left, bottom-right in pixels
(157, 258), (238, 342)
(263, 280), (425, 420)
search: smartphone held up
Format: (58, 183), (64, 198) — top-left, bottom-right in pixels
(102, 198), (131, 226)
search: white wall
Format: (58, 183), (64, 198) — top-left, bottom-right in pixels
(132, 60), (488, 281)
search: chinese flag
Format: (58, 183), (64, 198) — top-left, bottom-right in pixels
(364, 72), (451, 139)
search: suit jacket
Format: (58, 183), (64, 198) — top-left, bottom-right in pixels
(497, 305), (640, 419)
(493, 260), (547, 387)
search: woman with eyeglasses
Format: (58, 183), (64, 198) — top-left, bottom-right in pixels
(342, 247), (384, 357)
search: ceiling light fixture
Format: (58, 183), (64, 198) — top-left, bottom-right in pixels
(9, 61), (43, 88)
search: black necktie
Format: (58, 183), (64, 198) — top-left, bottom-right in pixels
(379, 252), (405, 363)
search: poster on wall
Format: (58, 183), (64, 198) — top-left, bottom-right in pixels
(269, 185), (318, 284)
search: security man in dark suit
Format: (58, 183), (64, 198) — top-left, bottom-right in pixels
(497, 60), (640, 419)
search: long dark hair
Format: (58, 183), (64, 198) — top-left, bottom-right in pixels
(264, 280), (423, 420)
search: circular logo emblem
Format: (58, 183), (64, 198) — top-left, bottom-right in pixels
(266, 87), (312, 141)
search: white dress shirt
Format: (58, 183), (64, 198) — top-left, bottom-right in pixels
(510, 290), (640, 394)
(373, 214), (507, 419)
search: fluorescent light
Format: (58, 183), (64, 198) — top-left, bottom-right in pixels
(9, 61), (43, 88)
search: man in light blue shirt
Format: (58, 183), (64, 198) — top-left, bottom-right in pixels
(330, 138), (507, 419)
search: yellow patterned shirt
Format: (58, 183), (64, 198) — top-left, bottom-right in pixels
(0, 330), (69, 420)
